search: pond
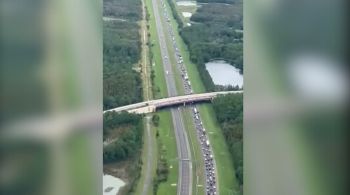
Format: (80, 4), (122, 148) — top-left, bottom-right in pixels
(205, 60), (243, 87)
(103, 174), (125, 195)
(182, 12), (192, 18)
(176, 1), (197, 7)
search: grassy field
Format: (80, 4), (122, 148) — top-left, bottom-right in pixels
(146, 0), (167, 99)
(164, 0), (240, 194)
(156, 110), (179, 195)
(134, 115), (157, 195)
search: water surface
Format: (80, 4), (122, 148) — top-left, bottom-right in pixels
(205, 61), (243, 87)
(103, 174), (125, 195)
(182, 12), (192, 18)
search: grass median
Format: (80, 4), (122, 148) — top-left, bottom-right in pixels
(145, 0), (179, 194)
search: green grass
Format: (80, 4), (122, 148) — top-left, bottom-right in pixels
(156, 110), (179, 195)
(134, 1), (157, 193)
(145, 0), (179, 194)
(134, 116), (157, 195)
(146, 0), (167, 99)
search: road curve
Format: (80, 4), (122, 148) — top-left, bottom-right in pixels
(150, 0), (193, 194)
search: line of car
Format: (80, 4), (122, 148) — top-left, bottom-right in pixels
(160, 1), (217, 194)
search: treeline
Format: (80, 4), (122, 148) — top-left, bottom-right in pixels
(153, 138), (169, 195)
(174, 0), (243, 91)
(103, 0), (141, 22)
(212, 94), (243, 191)
(103, 0), (143, 110)
(103, 112), (143, 163)
(151, 115), (169, 195)
(103, 111), (144, 195)
(166, 0), (184, 28)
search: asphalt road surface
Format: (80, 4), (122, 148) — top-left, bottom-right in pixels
(153, 0), (219, 194)
(151, 0), (193, 195)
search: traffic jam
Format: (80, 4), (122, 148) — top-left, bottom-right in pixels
(160, 1), (217, 194)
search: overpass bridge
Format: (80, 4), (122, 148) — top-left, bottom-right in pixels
(104, 90), (242, 114)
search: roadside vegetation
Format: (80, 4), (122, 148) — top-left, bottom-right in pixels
(103, 1), (145, 195)
(103, 0), (143, 110)
(104, 0), (141, 21)
(151, 114), (171, 193)
(144, 0), (179, 194)
(103, 111), (144, 194)
(168, 0), (243, 92)
(165, 0), (244, 194)
(212, 94), (243, 192)
(151, 111), (178, 195)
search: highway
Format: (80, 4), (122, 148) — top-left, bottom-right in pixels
(151, 0), (193, 194)
(155, 0), (219, 194)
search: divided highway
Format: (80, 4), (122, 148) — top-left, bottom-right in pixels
(150, 0), (193, 195)
(154, 0), (218, 194)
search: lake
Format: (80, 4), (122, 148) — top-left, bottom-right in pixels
(103, 174), (125, 195)
(205, 61), (243, 87)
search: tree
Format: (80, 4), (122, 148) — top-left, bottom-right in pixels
(152, 114), (160, 127)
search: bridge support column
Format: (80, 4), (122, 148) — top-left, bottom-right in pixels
(150, 105), (156, 112)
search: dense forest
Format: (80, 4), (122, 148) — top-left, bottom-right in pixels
(103, 111), (144, 194)
(103, 1), (144, 194)
(103, 112), (143, 163)
(212, 94), (243, 190)
(103, 0), (143, 110)
(170, 0), (243, 91)
(103, 0), (141, 21)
